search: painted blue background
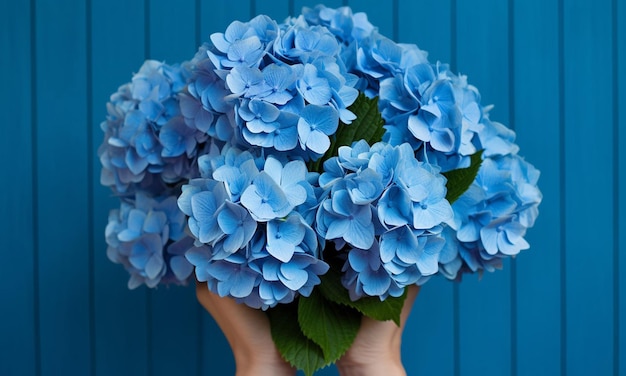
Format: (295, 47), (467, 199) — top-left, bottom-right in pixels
(0, 0), (624, 375)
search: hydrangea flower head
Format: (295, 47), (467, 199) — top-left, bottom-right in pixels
(99, 5), (541, 312)
(106, 193), (194, 288)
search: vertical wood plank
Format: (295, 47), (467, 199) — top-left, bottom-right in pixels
(512, 0), (562, 375)
(150, 0), (197, 62)
(91, 1), (150, 375)
(198, 0), (251, 44)
(619, 1), (625, 374)
(398, 0), (452, 64)
(255, 0), (290, 20)
(563, 0), (614, 374)
(148, 1), (200, 376)
(293, 0), (344, 15)
(456, 1), (512, 375)
(397, 2), (455, 375)
(35, 0), (92, 374)
(0, 1), (37, 375)
(347, 0), (394, 39)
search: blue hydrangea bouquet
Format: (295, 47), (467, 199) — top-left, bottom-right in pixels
(99, 5), (542, 375)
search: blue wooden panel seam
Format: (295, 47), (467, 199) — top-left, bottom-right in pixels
(32, 0), (42, 374)
(456, 1), (513, 375)
(512, 1), (562, 375)
(507, 1), (517, 374)
(86, 0), (96, 374)
(558, 0), (566, 374)
(612, 0), (620, 374)
(613, 0), (626, 375)
(563, 0), (614, 374)
(0, 1), (37, 375)
(36, 0), (92, 373)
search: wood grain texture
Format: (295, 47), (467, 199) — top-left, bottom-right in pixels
(0, 1), (36, 375)
(35, 0), (92, 374)
(563, 0), (615, 374)
(619, 1), (625, 374)
(512, 0), (562, 375)
(0, 1), (622, 375)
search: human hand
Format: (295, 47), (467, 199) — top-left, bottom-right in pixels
(195, 281), (296, 376)
(335, 285), (420, 376)
(197, 281), (418, 376)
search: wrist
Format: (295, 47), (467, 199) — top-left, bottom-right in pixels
(336, 358), (405, 376)
(232, 344), (295, 376)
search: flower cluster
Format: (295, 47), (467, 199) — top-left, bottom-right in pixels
(316, 141), (450, 300)
(177, 146), (328, 309)
(100, 5), (541, 307)
(99, 60), (205, 194)
(440, 114), (543, 279)
(105, 193), (193, 288)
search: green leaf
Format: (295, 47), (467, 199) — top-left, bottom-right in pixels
(443, 149), (484, 204)
(318, 266), (407, 326)
(267, 302), (326, 376)
(298, 289), (361, 364)
(309, 93), (385, 173)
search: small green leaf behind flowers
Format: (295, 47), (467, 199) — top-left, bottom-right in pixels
(318, 266), (407, 326)
(309, 93), (386, 173)
(444, 150), (484, 204)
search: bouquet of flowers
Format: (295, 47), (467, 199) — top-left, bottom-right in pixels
(99, 5), (541, 375)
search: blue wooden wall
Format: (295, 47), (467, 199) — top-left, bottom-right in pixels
(0, 0), (623, 375)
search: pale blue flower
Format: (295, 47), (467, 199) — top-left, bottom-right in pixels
(478, 117), (520, 157)
(217, 201), (257, 254)
(345, 168), (384, 205)
(319, 189), (375, 250)
(98, 60), (199, 194)
(341, 242), (405, 301)
(212, 151), (259, 202)
(297, 64), (333, 105)
(407, 79), (460, 153)
(480, 216), (529, 256)
(207, 257), (260, 298)
(227, 66), (266, 97)
(241, 171), (292, 221)
(262, 156), (309, 207)
(178, 179), (229, 245)
(106, 193), (192, 288)
(274, 19), (340, 63)
(266, 214), (307, 262)
(379, 228), (444, 286)
(377, 186), (412, 228)
(297, 104), (339, 154)
(336, 140), (373, 171)
(159, 117), (198, 158)
(257, 64), (298, 105)
(242, 111), (300, 151)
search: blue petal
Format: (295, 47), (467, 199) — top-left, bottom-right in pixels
(279, 262), (309, 290)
